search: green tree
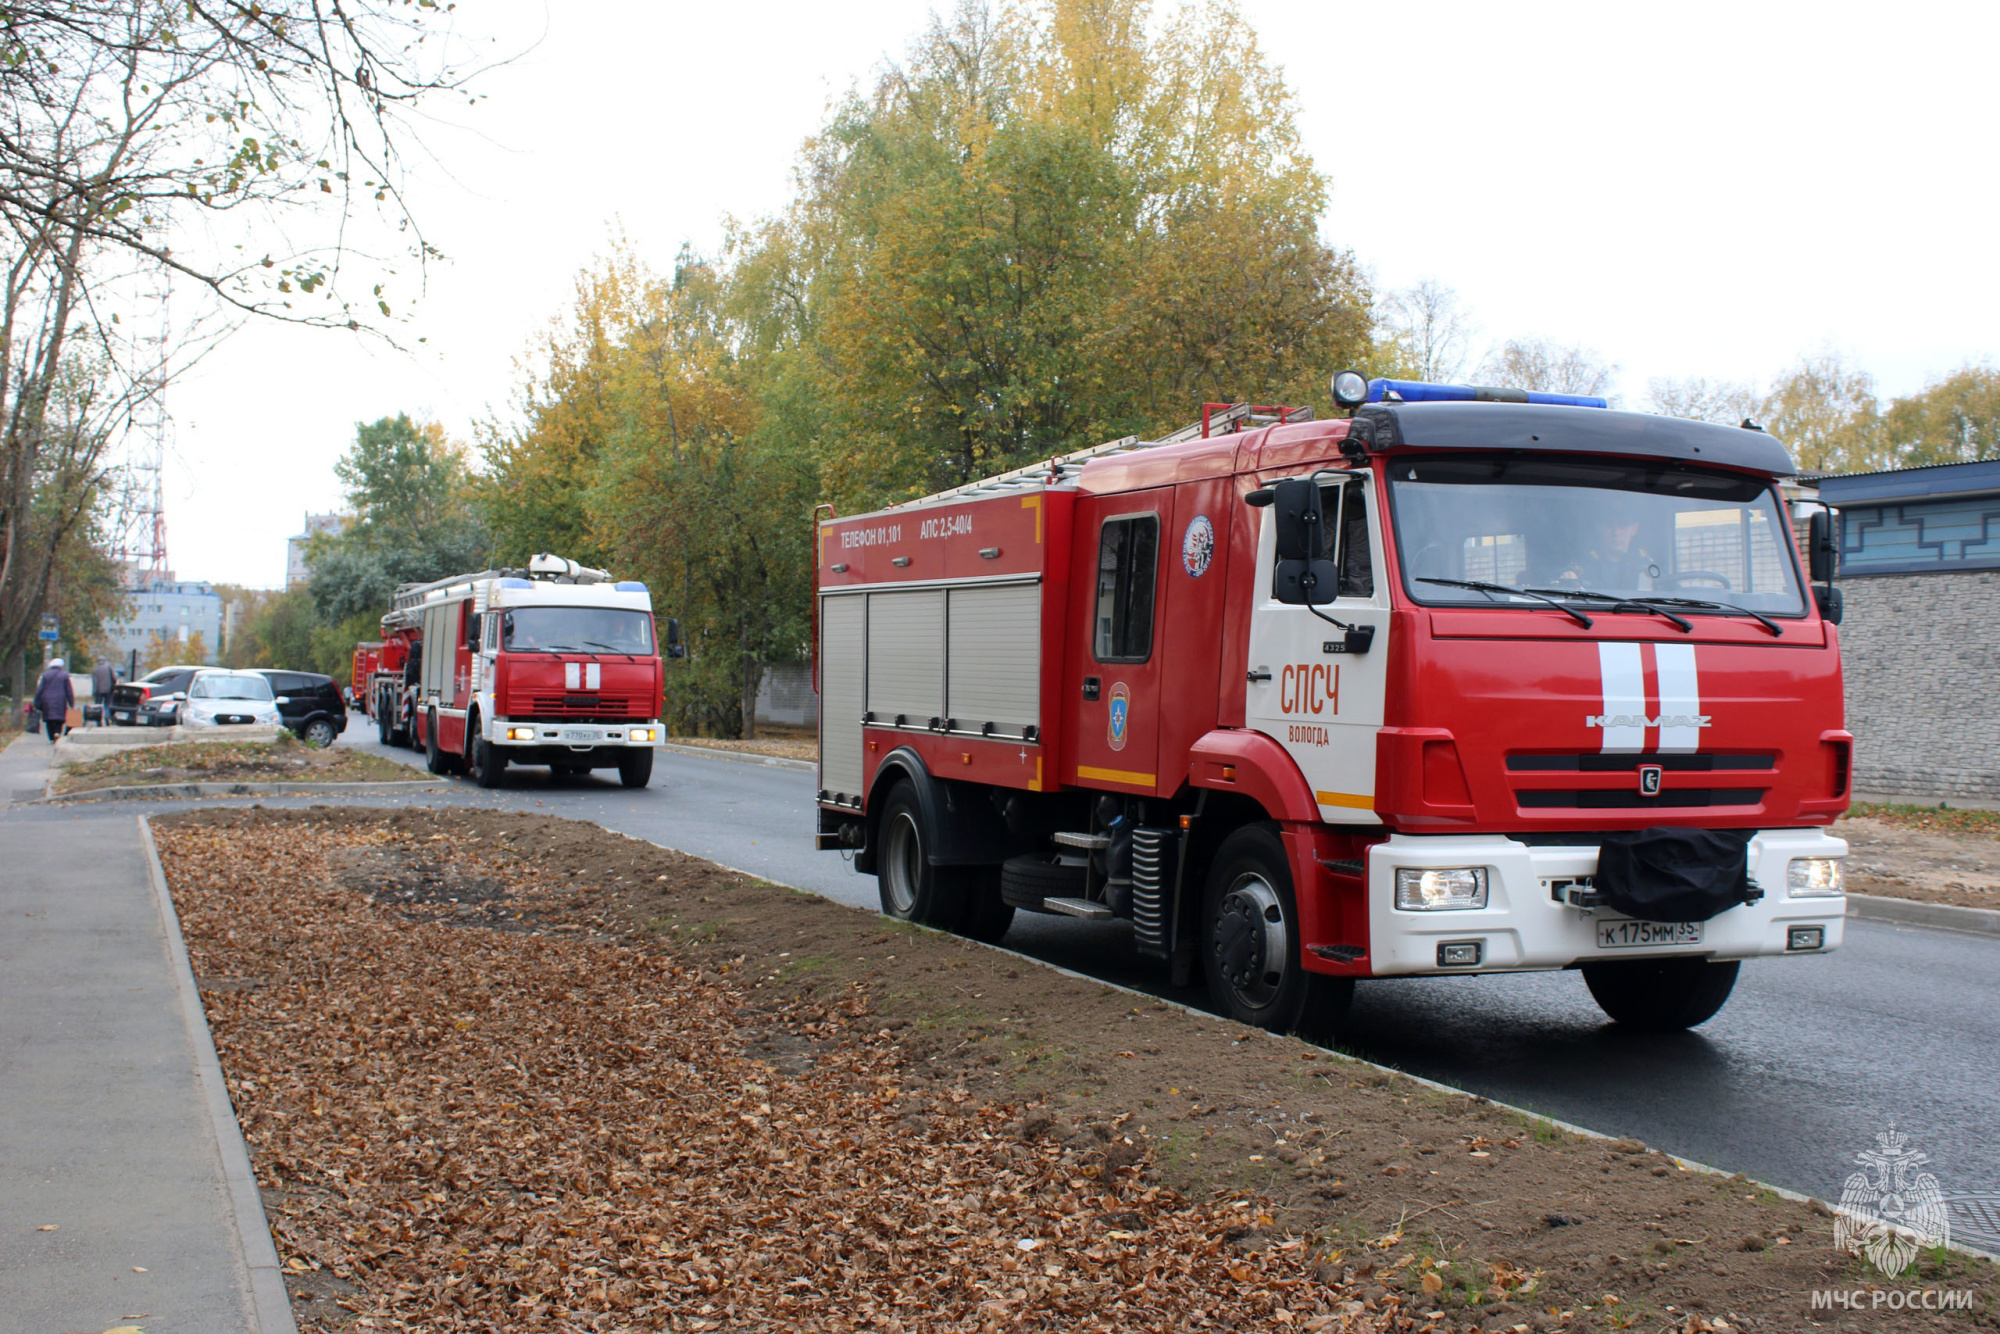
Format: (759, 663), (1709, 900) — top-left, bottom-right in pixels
(1880, 365), (2000, 467)
(310, 415), (490, 623)
(1759, 353), (1881, 473)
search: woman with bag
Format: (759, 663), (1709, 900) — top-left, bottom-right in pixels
(33, 658), (73, 743)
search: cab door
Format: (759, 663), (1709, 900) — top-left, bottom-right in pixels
(1066, 490), (1170, 794)
(1243, 474), (1390, 823)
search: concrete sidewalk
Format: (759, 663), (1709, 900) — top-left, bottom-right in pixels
(0, 782), (292, 1331)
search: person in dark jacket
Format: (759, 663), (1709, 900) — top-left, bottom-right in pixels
(90, 659), (116, 726)
(33, 658), (73, 742)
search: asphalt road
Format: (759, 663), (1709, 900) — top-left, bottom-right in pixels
(23, 724), (1996, 1229)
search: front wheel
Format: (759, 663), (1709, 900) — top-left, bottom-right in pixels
(471, 733), (507, 788)
(618, 749), (654, 789)
(1582, 957), (1740, 1031)
(1202, 824), (1354, 1042)
(875, 783), (969, 930)
(424, 712), (461, 775)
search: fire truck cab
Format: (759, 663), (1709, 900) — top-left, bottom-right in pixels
(813, 378), (1851, 1036)
(382, 554), (672, 789)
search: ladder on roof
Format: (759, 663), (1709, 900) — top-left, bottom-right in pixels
(891, 402), (1313, 509)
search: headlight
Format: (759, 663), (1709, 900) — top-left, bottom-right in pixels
(1787, 857), (1844, 898)
(1394, 867), (1489, 910)
(629, 727), (657, 743)
(506, 726), (537, 741)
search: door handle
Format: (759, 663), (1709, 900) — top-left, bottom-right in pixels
(1246, 667), (1272, 683)
(1082, 676), (1101, 701)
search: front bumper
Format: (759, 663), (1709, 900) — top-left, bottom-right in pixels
(1363, 829), (1847, 977)
(490, 720), (663, 748)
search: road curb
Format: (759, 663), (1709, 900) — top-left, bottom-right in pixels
(659, 742), (815, 774)
(1848, 891), (2000, 937)
(29, 779), (443, 804)
(137, 815), (300, 1334)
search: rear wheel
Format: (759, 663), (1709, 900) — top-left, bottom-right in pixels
(618, 748), (654, 789)
(1201, 824), (1354, 1042)
(302, 717), (338, 749)
(957, 867), (1015, 944)
(875, 783), (969, 930)
(1582, 957), (1740, 1031)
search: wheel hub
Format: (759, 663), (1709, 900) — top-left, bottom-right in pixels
(1212, 873), (1287, 1007)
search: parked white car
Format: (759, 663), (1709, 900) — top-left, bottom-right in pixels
(180, 670), (283, 729)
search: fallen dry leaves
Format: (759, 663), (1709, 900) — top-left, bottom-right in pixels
(157, 817), (1430, 1333)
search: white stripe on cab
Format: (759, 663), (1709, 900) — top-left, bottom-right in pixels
(1597, 641), (1646, 753)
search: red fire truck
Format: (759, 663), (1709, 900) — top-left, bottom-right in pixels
(350, 642), (383, 711)
(813, 377), (1851, 1036)
(364, 553), (678, 788)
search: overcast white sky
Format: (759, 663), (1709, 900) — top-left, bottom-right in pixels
(161, 0), (2000, 588)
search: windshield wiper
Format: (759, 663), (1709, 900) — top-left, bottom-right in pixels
(1523, 587), (1694, 634)
(1627, 594), (1785, 637)
(1525, 587), (1784, 637)
(1416, 577), (1594, 628)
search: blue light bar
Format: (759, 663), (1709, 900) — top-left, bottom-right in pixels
(498, 578), (534, 589)
(614, 580), (649, 593)
(1366, 378), (1607, 410)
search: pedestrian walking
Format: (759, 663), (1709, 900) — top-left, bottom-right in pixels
(90, 659), (116, 726)
(33, 658), (73, 743)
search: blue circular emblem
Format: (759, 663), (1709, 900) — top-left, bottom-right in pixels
(1182, 514), (1215, 578)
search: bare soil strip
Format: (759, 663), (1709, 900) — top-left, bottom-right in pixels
(155, 809), (1993, 1332)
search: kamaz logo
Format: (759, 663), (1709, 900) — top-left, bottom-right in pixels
(1585, 714), (1711, 730)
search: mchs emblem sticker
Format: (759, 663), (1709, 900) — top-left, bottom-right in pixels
(1182, 514), (1214, 578)
(1107, 682), (1131, 752)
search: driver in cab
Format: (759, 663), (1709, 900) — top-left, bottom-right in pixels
(1551, 501), (1660, 590)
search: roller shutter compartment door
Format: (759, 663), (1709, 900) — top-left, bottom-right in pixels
(866, 590), (945, 726)
(819, 594), (867, 800)
(946, 583), (1040, 736)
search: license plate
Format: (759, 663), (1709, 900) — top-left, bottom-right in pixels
(1596, 918), (1704, 948)
(559, 727), (604, 743)
(113, 711), (129, 721)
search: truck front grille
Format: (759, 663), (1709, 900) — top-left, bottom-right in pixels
(1516, 788), (1766, 809)
(522, 693), (649, 720)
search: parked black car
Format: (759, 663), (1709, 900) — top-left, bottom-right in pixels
(106, 664), (203, 727)
(254, 670), (349, 747)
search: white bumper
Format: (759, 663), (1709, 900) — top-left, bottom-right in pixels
(489, 719), (663, 748)
(1364, 829), (1847, 977)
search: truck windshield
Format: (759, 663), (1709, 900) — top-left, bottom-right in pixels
(501, 606), (654, 654)
(1388, 454), (1806, 617)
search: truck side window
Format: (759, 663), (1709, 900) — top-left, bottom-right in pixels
(1094, 514), (1158, 662)
(1330, 483), (1374, 598)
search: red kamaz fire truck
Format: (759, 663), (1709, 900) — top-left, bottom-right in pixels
(813, 376), (1852, 1035)
(363, 553), (678, 788)
(350, 642), (382, 711)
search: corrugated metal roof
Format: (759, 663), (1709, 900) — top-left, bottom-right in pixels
(1817, 458), (2000, 504)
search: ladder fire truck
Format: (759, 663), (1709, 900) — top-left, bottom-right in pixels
(363, 554), (677, 789)
(812, 376), (1851, 1035)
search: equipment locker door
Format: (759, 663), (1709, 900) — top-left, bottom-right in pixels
(1066, 490), (1170, 794)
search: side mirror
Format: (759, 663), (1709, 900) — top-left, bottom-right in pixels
(274, 696), (290, 705)
(1807, 510), (1838, 584)
(466, 612), (482, 647)
(1275, 558), (1340, 605)
(664, 616), (686, 660)
(1269, 477), (1323, 562)
(1814, 584), (1844, 626)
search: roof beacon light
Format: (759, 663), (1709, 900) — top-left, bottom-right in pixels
(1331, 369), (1370, 411)
(1366, 378), (1608, 410)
